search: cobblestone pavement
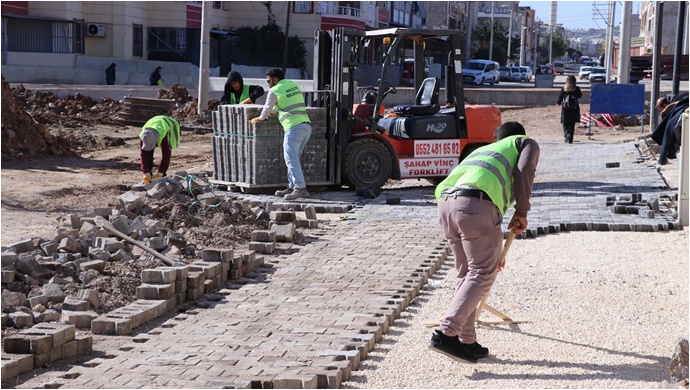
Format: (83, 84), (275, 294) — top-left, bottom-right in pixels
(6, 142), (678, 389)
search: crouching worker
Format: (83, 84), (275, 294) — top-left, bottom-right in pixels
(139, 115), (181, 184)
(429, 121), (540, 363)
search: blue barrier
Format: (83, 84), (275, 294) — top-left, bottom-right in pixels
(590, 83), (645, 114)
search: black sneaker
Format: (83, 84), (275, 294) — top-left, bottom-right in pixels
(462, 341), (489, 358)
(428, 330), (478, 364)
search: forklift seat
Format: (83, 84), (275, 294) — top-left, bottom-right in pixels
(393, 77), (440, 116)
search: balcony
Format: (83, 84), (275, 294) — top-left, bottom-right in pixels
(319, 4), (366, 31)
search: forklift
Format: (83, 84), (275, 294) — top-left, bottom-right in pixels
(313, 28), (502, 192)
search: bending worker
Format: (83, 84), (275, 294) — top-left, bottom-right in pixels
(250, 68), (311, 201)
(429, 121), (540, 363)
(220, 71), (265, 105)
(139, 115), (181, 184)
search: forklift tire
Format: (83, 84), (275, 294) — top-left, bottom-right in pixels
(343, 138), (392, 191)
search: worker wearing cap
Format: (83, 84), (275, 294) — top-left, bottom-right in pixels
(250, 68), (311, 201)
(139, 115), (181, 184)
(428, 121), (540, 363)
(220, 71), (265, 105)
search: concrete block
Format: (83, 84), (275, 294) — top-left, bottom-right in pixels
(15, 256), (53, 280)
(76, 289), (100, 309)
(295, 219), (319, 228)
(251, 230), (277, 243)
(42, 283), (67, 303)
(136, 283), (175, 300)
(4, 333), (52, 354)
(61, 310), (98, 328)
(0, 353), (33, 380)
(188, 261), (222, 279)
(76, 334), (93, 353)
(9, 312), (34, 328)
(62, 297), (90, 311)
(58, 237), (83, 254)
(270, 223), (295, 242)
(187, 271), (205, 289)
(1, 270), (15, 284)
(62, 339), (78, 359)
(1, 251), (18, 267)
(203, 276), (220, 292)
(79, 260), (106, 273)
(146, 237), (166, 251)
(304, 206), (318, 220)
(40, 241), (59, 256)
(91, 316), (133, 335)
(201, 248), (231, 262)
(141, 268), (177, 284)
(88, 247), (111, 261)
(111, 248), (131, 261)
(95, 237), (125, 253)
(186, 288), (203, 301)
(34, 309), (60, 323)
(109, 215), (130, 235)
(20, 322), (75, 349)
(9, 239), (35, 254)
(270, 210), (297, 222)
(249, 242), (276, 254)
(118, 191), (142, 212)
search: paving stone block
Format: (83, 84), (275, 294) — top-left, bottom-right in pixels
(188, 261), (222, 279)
(304, 206), (318, 220)
(1, 251), (18, 267)
(249, 241), (276, 254)
(21, 323), (76, 349)
(118, 191), (142, 212)
(0, 353), (33, 380)
(91, 316), (133, 335)
(62, 298), (90, 311)
(186, 287), (203, 301)
(42, 283), (67, 303)
(295, 219), (319, 229)
(201, 248), (232, 262)
(76, 289), (100, 309)
(141, 268), (177, 284)
(8, 239), (35, 254)
(1, 270), (15, 284)
(16, 256), (53, 280)
(58, 237), (83, 254)
(270, 210), (297, 222)
(251, 230), (277, 243)
(146, 237), (167, 251)
(9, 312), (34, 328)
(270, 223), (296, 242)
(61, 310), (98, 328)
(187, 271), (205, 289)
(76, 334), (93, 353)
(40, 241), (59, 257)
(79, 260), (106, 273)
(62, 339), (78, 359)
(88, 247), (110, 262)
(4, 333), (52, 354)
(136, 283), (175, 300)
(95, 237), (125, 253)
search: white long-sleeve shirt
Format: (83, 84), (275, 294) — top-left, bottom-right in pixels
(257, 89), (278, 120)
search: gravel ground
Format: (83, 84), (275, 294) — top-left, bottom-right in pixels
(341, 230), (689, 389)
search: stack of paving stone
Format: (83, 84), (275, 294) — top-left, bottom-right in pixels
(2, 323), (92, 379)
(212, 105), (329, 186)
(114, 97), (176, 126)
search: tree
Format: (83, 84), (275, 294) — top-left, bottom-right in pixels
(539, 28), (568, 61)
(471, 21), (513, 65)
(234, 24), (307, 71)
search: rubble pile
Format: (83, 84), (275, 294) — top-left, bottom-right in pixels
(0, 76), (75, 161)
(1, 172), (272, 333)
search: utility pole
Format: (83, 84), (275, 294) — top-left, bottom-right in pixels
(489, 1), (495, 62)
(617, 1), (632, 83)
(197, 1), (210, 114)
(282, 2), (292, 75)
(507, 6), (513, 65)
(672, 1), (687, 96)
(605, 1), (615, 84)
(520, 14), (526, 66)
(650, 2), (664, 133)
(549, 1), (556, 65)
(465, 2), (473, 64)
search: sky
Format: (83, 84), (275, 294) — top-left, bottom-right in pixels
(520, 1), (637, 30)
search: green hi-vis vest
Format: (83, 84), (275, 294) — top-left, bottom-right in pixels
(140, 115), (181, 150)
(229, 84), (250, 104)
(271, 79), (310, 131)
(435, 135), (528, 215)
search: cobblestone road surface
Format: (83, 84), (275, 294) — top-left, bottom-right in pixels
(4, 141), (679, 389)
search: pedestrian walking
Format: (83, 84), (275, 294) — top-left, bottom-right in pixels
(250, 68), (311, 201)
(557, 75), (582, 143)
(139, 115), (181, 184)
(220, 71), (265, 105)
(105, 63), (116, 85)
(429, 121), (540, 363)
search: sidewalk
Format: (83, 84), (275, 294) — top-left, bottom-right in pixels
(5, 141), (680, 389)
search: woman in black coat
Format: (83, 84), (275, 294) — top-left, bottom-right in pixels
(556, 75), (583, 143)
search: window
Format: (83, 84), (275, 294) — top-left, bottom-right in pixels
(0, 15), (84, 54)
(212, 1), (221, 9)
(148, 27), (187, 58)
(133, 24), (142, 57)
(294, 2), (313, 14)
(222, 2), (229, 11)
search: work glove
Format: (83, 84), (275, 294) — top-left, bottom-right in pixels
(153, 172), (164, 180)
(250, 117), (265, 125)
(239, 98), (252, 104)
(143, 173), (152, 184)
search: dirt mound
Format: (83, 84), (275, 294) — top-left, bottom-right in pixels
(157, 83), (218, 128)
(1, 76), (75, 161)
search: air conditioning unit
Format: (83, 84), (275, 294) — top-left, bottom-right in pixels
(86, 23), (106, 37)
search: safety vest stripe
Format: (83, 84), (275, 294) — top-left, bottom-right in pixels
(458, 160), (510, 210)
(279, 102), (307, 112)
(279, 109), (308, 121)
(161, 116), (179, 149)
(469, 150), (513, 179)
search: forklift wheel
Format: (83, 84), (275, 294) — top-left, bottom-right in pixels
(343, 138), (392, 191)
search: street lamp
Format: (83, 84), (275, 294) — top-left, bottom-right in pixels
(489, 1), (495, 61)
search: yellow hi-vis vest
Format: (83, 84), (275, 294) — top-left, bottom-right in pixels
(229, 84), (250, 104)
(140, 115), (181, 150)
(435, 135), (528, 216)
(271, 79), (310, 131)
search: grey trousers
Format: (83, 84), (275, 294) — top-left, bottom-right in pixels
(437, 194), (503, 343)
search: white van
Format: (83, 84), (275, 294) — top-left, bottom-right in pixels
(462, 59), (500, 86)
(553, 61), (565, 75)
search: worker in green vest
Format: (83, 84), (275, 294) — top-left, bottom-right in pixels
(220, 71), (265, 105)
(250, 68), (311, 201)
(139, 115), (181, 184)
(429, 121), (540, 363)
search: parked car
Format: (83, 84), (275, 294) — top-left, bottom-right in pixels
(499, 66), (514, 81)
(519, 66), (533, 81)
(579, 66), (593, 80)
(588, 67), (607, 83)
(553, 61), (565, 75)
(510, 66), (522, 81)
(462, 59), (500, 85)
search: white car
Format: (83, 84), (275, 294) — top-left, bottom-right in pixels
(588, 67), (607, 83)
(578, 66), (592, 80)
(519, 66), (533, 82)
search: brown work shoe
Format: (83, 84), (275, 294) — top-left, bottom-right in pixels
(275, 188), (292, 197)
(284, 188), (309, 201)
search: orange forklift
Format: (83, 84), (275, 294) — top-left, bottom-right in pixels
(313, 28), (501, 193)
